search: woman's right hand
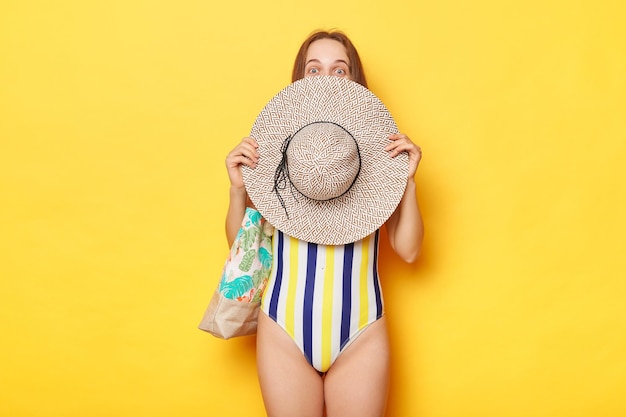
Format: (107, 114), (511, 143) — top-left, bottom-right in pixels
(225, 137), (259, 189)
(225, 137), (259, 245)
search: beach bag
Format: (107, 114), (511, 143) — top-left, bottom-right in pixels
(198, 207), (273, 339)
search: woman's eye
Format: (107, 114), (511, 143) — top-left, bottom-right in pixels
(335, 68), (347, 75)
(308, 68), (319, 74)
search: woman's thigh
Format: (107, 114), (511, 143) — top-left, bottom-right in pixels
(256, 311), (325, 417)
(323, 316), (391, 417)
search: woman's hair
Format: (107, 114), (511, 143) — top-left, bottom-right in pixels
(291, 30), (368, 88)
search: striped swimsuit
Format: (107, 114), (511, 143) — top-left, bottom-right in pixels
(260, 229), (384, 373)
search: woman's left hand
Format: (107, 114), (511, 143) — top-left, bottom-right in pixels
(386, 133), (422, 178)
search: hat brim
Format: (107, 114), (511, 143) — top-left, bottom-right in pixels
(242, 76), (408, 245)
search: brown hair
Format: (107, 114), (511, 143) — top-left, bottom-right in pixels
(291, 30), (368, 88)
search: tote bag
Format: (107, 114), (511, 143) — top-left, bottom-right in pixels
(198, 207), (273, 339)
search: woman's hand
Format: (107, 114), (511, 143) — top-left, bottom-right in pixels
(225, 137), (259, 246)
(385, 133), (422, 178)
(225, 137), (259, 189)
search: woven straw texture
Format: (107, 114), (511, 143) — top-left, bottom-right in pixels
(242, 76), (408, 245)
(286, 122), (361, 201)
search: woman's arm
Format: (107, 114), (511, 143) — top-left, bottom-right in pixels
(224, 137), (259, 247)
(384, 133), (424, 263)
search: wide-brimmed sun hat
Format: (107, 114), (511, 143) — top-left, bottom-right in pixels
(242, 76), (408, 245)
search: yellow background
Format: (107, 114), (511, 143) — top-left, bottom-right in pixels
(1, 0), (625, 416)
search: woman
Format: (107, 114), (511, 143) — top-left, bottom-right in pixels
(225, 30), (424, 417)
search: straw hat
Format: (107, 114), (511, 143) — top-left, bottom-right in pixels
(242, 76), (408, 245)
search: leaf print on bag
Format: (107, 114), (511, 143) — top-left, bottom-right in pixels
(252, 268), (266, 286)
(214, 207), (273, 304)
(238, 248), (257, 272)
(240, 227), (260, 251)
(250, 276), (268, 303)
(220, 275), (254, 299)
(247, 209), (262, 225)
(258, 246), (272, 270)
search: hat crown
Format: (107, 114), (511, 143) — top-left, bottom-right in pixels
(287, 122), (360, 201)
